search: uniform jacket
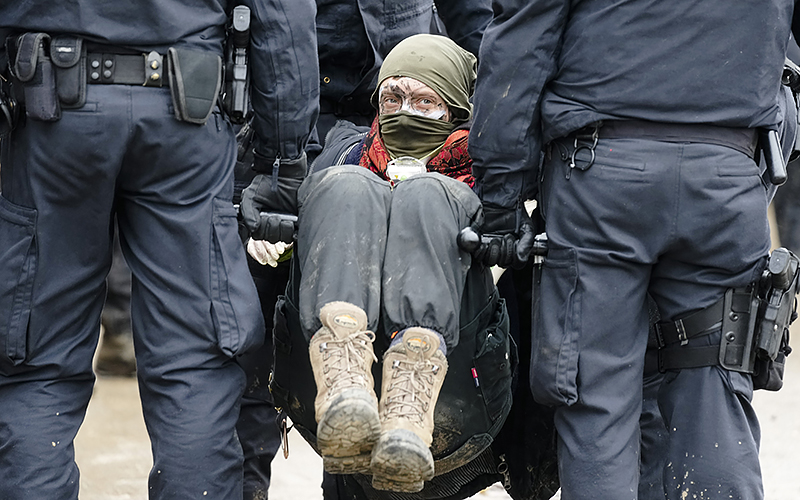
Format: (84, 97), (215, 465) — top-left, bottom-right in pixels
(316, 0), (491, 115)
(469, 0), (796, 209)
(0, 0), (319, 162)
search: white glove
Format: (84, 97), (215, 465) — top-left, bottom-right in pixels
(247, 239), (293, 267)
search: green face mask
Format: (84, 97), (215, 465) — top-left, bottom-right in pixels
(378, 111), (455, 160)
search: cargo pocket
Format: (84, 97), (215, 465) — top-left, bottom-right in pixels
(210, 197), (264, 357)
(472, 298), (515, 423)
(0, 195), (38, 366)
(530, 246), (580, 407)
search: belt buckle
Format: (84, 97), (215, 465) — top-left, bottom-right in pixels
(143, 51), (164, 87)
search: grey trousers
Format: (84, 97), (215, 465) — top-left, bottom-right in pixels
(293, 165), (490, 351)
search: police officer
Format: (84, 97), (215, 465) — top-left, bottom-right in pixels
(466, 1), (795, 499)
(0, 1), (318, 499)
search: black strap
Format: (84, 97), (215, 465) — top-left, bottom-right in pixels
(658, 345), (719, 372)
(655, 295), (725, 347)
(86, 52), (167, 87)
(574, 120), (759, 160)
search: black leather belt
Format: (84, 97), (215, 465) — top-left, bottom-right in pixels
(572, 120), (759, 159)
(86, 51), (167, 87)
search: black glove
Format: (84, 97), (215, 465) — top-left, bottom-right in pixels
(457, 202), (536, 269)
(239, 152), (306, 243)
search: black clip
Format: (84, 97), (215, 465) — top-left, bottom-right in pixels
(654, 323), (665, 348)
(675, 320), (689, 346)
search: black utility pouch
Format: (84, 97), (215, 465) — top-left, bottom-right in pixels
(167, 47), (221, 125)
(49, 35), (86, 108)
(14, 32), (60, 122)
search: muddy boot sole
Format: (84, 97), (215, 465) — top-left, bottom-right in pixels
(370, 429), (434, 493)
(317, 389), (380, 474)
(323, 453), (373, 474)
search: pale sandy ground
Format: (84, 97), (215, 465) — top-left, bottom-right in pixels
(74, 210), (800, 499)
(74, 347), (800, 500)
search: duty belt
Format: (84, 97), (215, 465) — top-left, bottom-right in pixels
(86, 51), (167, 87)
(570, 120), (759, 160)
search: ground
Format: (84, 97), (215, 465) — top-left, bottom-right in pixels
(73, 327), (800, 500)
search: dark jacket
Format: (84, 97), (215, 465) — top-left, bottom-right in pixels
(0, 0), (319, 162)
(469, 0), (795, 209)
(309, 120), (370, 173)
(316, 0), (491, 117)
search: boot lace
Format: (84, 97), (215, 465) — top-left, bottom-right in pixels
(383, 353), (442, 423)
(320, 331), (377, 396)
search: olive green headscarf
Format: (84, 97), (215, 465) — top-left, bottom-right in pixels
(371, 34), (478, 126)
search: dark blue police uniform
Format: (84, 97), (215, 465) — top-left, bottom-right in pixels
(470, 1), (795, 499)
(0, 1), (318, 499)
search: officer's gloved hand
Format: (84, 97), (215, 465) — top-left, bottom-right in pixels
(239, 152), (307, 243)
(457, 202), (536, 269)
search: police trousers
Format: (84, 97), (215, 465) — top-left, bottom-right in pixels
(536, 136), (768, 500)
(291, 165), (491, 349)
(0, 84), (264, 499)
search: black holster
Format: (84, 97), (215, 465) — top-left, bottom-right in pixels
(167, 47), (221, 125)
(50, 35), (86, 109)
(9, 32), (87, 122)
(13, 32), (60, 121)
(657, 248), (797, 392)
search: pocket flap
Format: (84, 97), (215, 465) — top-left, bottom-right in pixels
(14, 32), (49, 82)
(49, 35), (83, 68)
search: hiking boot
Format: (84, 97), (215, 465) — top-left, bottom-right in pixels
(370, 328), (448, 492)
(309, 301), (380, 474)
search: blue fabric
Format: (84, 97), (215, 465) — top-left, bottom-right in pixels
(0, 84), (264, 500)
(316, 0), (490, 109)
(470, 0), (794, 208)
(534, 136), (769, 499)
(0, 0), (320, 163)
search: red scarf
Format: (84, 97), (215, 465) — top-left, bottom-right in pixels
(358, 116), (475, 187)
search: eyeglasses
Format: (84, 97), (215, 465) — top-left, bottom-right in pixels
(378, 78), (448, 120)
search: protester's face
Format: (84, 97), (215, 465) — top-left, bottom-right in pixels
(378, 77), (451, 121)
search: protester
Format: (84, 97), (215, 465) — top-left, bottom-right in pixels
(241, 33), (519, 495)
(237, 4), (492, 497)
